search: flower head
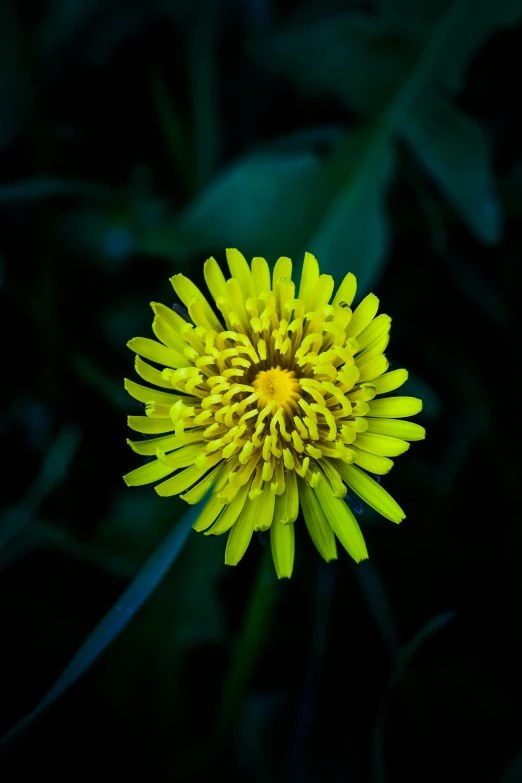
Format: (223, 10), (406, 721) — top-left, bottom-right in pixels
(124, 250), (424, 578)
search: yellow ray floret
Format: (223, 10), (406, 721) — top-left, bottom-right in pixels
(123, 249), (425, 578)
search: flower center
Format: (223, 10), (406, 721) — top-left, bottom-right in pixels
(253, 367), (301, 411)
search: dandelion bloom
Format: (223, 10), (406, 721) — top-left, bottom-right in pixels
(124, 250), (424, 578)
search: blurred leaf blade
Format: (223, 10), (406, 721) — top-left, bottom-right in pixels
(250, 1), (473, 120)
(355, 560), (399, 658)
(311, 129), (395, 292)
(0, 494), (207, 750)
(0, 178), (115, 204)
(0, 424), (82, 559)
(500, 745), (522, 783)
(373, 611), (456, 783)
(377, 0), (522, 92)
(140, 149), (335, 261)
(402, 96), (501, 243)
(395, 611), (457, 681)
(249, 14), (417, 117)
(217, 546), (277, 737)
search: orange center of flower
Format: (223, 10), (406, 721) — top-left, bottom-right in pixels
(253, 367), (301, 412)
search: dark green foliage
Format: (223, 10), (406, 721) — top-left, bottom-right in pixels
(1, 0), (522, 781)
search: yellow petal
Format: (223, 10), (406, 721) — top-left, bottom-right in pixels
(170, 273), (223, 332)
(192, 492), (226, 532)
(357, 354), (389, 383)
(354, 432), (410, 457)
(127, 415), (175, 434)
(181, 463), (225, 504)
(356, 314), (391, 352)
(123, 458), (175, 487)
(366, 417), (426, 441)
(254, 481), (276, 531)
(333, 271), (357, 308)
(336, 463), (405, 523)
(127, 432), (185, 456)
(351, 447), (394, 475)
(224, 496), (256, 565)
(127, 337), (189, 369)
(314, 479), (368, 563)
(271, 513), (295, 578)
(251, 256), (271, 297)
(208, 483), (250, 535)
(308, 274), (334, 310)
(273, 473), (299, 526)
(345, 293), (379, 338)
(156, 442), (207, 468)
(298, 477), (337, 562)
(155, 454), (222, 497)
(297, 251), (320, 310)
(371, 369), (408, 394)
(226, 248), (256, 300)
(273, 254), (293, 286)
(355, 331), (390, 365)
(367, 397), (423, 418)
(320, 459), (347, 498)
(150, 301), (189, 334)
(134, 356), (174, 389)
(152, 315), (186, 354)
(124, 379), (185, 405)
(204, 256), (228, 303)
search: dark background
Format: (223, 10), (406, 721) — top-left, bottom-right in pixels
(1, 0), (522, 781)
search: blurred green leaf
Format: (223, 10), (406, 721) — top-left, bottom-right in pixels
(249, 1), (511, 249)
(0, 520), (137, 579)
(249, 15), (417, 117)
(402, 95), (501, 243)
(37, 0), (101, 55)
(395, 611), (456, 681)
(355, 560), (399, 657)
(436, 0), (522, 94)
(141, 136), (392, 291)
(0, 494), (207, 751)
(311, 129), (395, 293)
(169, 531), (225, 648)
(0, 424), (82, 562)
(96, 492), (224, 648)
(250, 1), (477, 119)
(378, 0), (522, 93)
(0, 177), (114, 203)
(217, 546), (277, 738)
(377, 0), (445, 28)
(73, 354), (130, 410)
(140, 149), (335, 262)
(500, 745), (522, 783)
(373, 611), (456, 783)
(252, 124), (344, 156)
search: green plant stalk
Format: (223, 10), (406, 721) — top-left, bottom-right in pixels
(217, 544), (277, 738)
(324, 0), (471, 197)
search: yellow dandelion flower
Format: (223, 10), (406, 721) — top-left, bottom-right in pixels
(123, 249), (425, 578)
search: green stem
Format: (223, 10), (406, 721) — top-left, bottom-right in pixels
(217, 545), (277, 738)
